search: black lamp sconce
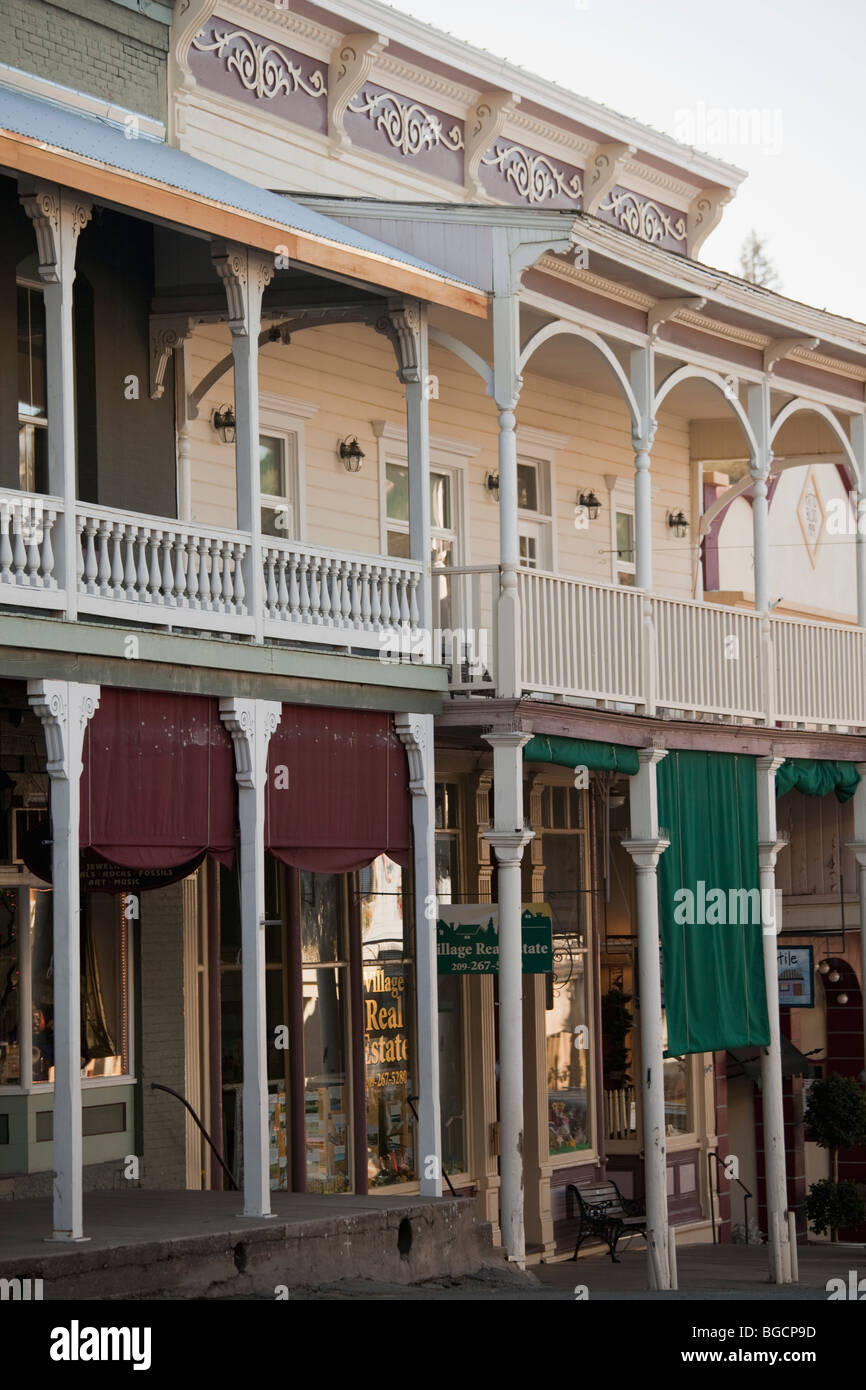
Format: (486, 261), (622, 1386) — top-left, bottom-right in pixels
(212, 405), (236, 444)
(577, 490), (601, 521)
(484, 472), (500, 500)
(338, 437), (365, 472)
(667, 510), (689, 538)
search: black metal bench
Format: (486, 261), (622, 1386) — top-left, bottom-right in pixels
(566, 1180), (647, 1263)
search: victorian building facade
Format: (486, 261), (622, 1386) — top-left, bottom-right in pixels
(1, 0), (864, 1284)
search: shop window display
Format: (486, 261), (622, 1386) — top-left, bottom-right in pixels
(359, 856), (416, 1185)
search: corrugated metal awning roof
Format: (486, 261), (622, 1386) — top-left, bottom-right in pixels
(0, 85), (487, 316)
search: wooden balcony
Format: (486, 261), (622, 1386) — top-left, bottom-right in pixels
(435, 565), (866, 732)
(0, 492), (423, 653)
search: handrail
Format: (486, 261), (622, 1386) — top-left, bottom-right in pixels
(707, 1148), (753, 1244)
(151, 1082), (237, 1191)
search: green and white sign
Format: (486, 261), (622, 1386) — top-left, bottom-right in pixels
(436, 903), (553, 975)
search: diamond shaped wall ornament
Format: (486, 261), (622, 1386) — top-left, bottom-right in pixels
(796, 466), (826, 568)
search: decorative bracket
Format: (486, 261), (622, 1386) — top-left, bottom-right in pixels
(375, 299), (422, 384)
(219, 698), (282, 790)
(763, 336), (820, 374)
(583, 141), (635, 215)
(395, 712), (432, 795)
(27, 680), (100, 779)
(211, 242), (275, 336)
(647, 295), (707, 339)
(328, 31), (388, 149)
(149, 314), (195, 400)
(19, 180), (92, 284)
(464, 90), (520, 199)
(687, 186), (734, 258)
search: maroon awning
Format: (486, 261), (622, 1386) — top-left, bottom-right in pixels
(81, 688), (236, 870)
(266, 706), (411, 872)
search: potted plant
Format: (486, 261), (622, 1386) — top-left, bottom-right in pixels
(803, 1073), (866, 1240)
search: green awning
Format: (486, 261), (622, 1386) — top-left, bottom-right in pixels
(657, 750), (770, 1057)
(522, 735), (639, 775)
(776, 759), (860, 803)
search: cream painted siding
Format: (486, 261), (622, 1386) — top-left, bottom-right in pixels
(187, 322), (695, 598)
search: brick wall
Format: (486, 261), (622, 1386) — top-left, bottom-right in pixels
(139, 879), (188, 1188)
(0, 0), (171, 121)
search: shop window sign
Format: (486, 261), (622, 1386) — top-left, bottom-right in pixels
(436, 904), (553, 974)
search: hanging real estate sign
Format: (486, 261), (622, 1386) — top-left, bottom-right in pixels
(436, 903), (553, 975)
(777, 946), (814, 1008)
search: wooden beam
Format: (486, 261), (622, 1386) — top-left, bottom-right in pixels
(435, 697), (866, 761)
(0, 130), (488, 318)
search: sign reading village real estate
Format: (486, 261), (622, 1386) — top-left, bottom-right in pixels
(436, 904), (553, 975)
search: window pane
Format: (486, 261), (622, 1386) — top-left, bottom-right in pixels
(519, 534), (537, 568)
(435, 836), (459, 904)
(364, 961), (415, 1185)
(0, 889), (22, 1084)
(387, 529), (411, 559)
(542, 833), (585, 942)
(18, 422), (48, 494)
(17, 285), (46, 419)
(300, 871), (341, 963)
(435, 782), (459, 831)
(616, 510), (634, 563)
(430, 471), (451, 530)
(386, 462), (410, 522)
(82, 894), (128, 1078)
(662, 1011), (691, 1134)
(438, 973), (466, 1173)
(303, 965), (351, 1193)
(359, 855), (405, 958)
(547, 952), (591, 1156)
(431, 536), (453, 568)
(616, 571), (636, 588)
(517, 462), (538, 512)
(31, 887), (55, 1083)
(259, 435), (285, 498)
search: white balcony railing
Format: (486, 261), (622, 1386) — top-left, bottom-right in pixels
(1, 494), (425, 654)
(450, 565), (866, 731)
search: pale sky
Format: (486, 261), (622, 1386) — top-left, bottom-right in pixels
(391, 0), (866, 325)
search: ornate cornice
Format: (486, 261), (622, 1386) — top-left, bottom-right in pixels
(347, 86), (464, 154)
(191, 24), (327, 100)
(481, 142), (582, 205)
(535, 252), (654, 308)
(374, 51), (477, 110)
(620, 158), (698, 204)
(598, 188), (687, 246)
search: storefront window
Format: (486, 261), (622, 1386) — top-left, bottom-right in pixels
(359, 856), (416, 1185)
(601, 961), (638, 1141)
(301, 871), (351, 1193)
(661, 1011), (691, 1135)
(0, 886), (129, 1088)
(546, 949), (591, 1155)
(540, 780), (592, 1158)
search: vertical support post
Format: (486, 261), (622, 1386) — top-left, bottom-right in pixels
(175, 337), (193, 523)
(492, 284), (522, 701)
(756, 754), (792, 1283)
(20, 183), (92, 619)
(629, 345), (657, 593)
(376, 302), (431, 636)
(28, 679), (100, 1239)
(851, 419), (866, 626)
(483, 730), (533, 1265)
(219, 697), (282, 1217)
(623, 746), (670, 1289)
(747, 382), (772, 616)
(212, 244), (273, 642)
(395, 713), (440, 1194)
(846, 763), (866, 1076)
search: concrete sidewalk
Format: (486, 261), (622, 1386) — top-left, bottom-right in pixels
(0, 1189), (498, 1299)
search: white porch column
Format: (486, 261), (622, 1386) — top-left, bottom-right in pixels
(212, 245), (274, 643)
(219, 697), (282, 1217)
(20, 183), (92, 619)
(756, 754), (792, 1284)
(747, 382), (772, 615)
(483, 730), (533, 1265)
(395, 713), (440, 1194)
(629, 346), (656, 593)
(622, 746), (671, 1289)
(492, 293), (522, 700)
(28, 679), (100, 1239)
(856, 499), (866, 628)
(846, 763), (866, 1076)
(377, 303), (432, 636)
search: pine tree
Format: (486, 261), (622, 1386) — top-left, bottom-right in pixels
(739, 230), (781, 290)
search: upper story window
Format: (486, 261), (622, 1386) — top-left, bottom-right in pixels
(605, 475), (636, 586)
(259, 432), (298, 538)
(385, 463), (457, 567)
(517, 456), (552, 571)
(17, 281), (48, 495)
